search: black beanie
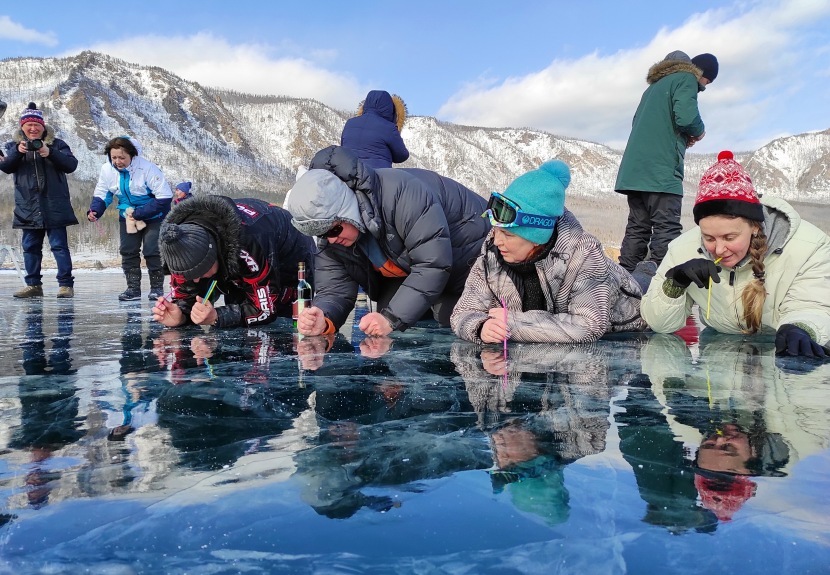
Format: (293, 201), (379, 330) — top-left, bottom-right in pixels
(159, 222), (218, 280)
(692, 53), (719, 82)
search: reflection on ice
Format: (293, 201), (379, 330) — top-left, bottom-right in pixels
(0, 273), (829, 573)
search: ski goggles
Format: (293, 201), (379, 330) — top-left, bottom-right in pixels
(482, 192), (558, 229)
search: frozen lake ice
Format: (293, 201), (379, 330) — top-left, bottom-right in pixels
(0, 271), (829, 573)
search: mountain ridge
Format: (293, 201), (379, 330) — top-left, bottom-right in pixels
(1, 51), (829, 202)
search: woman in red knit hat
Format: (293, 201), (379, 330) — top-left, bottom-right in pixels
(641, 151), (830, 358)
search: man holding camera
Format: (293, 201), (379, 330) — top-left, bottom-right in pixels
(0, 102), (79, 298)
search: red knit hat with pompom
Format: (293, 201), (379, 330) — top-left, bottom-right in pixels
(693, 150), (764, 224)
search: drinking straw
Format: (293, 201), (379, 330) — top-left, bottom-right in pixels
(203, 280), (218, 301)
(706, 257), (723, 320)
(500, 297), (508, 358)
(162, 290), (174, 302)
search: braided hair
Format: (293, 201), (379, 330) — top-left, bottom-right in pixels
(740, 223), (768, 334)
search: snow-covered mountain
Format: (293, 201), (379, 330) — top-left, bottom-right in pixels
(2, 51), (829, 201)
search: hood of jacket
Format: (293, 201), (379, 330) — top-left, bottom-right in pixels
(164, 194), (242, 277)
(309, 145), (384, 237)
(646, 57), (703, 85)
(13, 126), (57, 146)
(695, 195), (797, 268)
(356, 90), (407, 131)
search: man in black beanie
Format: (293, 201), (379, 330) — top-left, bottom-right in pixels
(615, 51), (719, 277)
(152, 195), (315, 329)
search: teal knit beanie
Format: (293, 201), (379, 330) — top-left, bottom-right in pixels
(500, 160), (571, 244)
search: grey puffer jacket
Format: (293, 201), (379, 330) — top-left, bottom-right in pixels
(308, 145), (490, 330)
(451, 210), (646, 343)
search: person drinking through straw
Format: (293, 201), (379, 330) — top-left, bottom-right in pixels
(451, 160), (647, 344)
(152, 195), (314, 329)
(641, 151), (830, 358)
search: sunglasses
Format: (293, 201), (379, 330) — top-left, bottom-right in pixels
(482, 192), (558, 229)
(320, 223), (344, 238)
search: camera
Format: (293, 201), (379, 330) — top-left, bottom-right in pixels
(26, 139), (44, 152)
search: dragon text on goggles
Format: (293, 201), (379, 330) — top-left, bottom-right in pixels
(482, 192), (557, 229)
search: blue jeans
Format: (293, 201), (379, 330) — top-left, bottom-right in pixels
(21, 227), (74, 287)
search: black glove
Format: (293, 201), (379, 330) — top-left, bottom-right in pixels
(665, 258), (721, 289)
(775, 324), (828, 358)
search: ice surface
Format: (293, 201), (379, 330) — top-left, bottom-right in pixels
(1, 273), (829, 573)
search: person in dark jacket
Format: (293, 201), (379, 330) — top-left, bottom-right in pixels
(285, 145), (490, 337)
(152, 195), (315, 329)
(615, 51), (719, 275)
(0, 103), (79, 299)
(340, 90), (409, 170)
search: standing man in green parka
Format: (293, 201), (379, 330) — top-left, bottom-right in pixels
(615, 51), (719, 277)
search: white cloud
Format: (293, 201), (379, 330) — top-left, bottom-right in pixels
(69, 32), (367, 111)
(437, 0), (830, 153)
(0, 15), (57, 45)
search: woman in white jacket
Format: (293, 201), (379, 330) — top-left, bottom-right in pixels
(641, 151), (830, 358)
(87, 136), (173, 301)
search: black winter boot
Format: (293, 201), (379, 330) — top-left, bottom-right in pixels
(119, 269), (142, 301)
(148, 270), (166, 300)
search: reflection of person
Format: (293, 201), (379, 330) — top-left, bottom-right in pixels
(637, 331), (830, 522)
(154, 195), (315, 329)
(87, 136), (173, 301)
(615, 51), (718, 273)
(285, 145), (489, 336)
(1, 102), (79, 299)
(172, 181), (193, 205)
(451, 160), (646, 344)
(642, 151), (830, 358)
(451, 340), (619, 526)
(10, 303), (82, 508)
(340, 90), (409, 169)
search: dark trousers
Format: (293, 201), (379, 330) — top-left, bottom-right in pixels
(21, 227), (74, 287)
(619, 191), (682, 272)
(119, 218), (162, 273)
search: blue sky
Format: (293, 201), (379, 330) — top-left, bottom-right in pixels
(2, 0), (829, 153)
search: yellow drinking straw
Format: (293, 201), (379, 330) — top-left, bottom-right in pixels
(706, 257), (723, 320)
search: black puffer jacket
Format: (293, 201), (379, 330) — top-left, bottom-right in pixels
(309, 145), (490, 330)
(165, 195), (316, 328)
(0, 127), (78, 229)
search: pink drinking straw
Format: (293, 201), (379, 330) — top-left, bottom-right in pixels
(500, 297), (508, 358)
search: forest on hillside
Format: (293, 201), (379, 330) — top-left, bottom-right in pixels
(2, 171), (830, 270)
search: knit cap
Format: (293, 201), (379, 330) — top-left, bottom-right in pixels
(499, 160), (571, 244)
(284, 169), (365, 237)
(175, 181), (192, 193)
(692, 53), (719, 82)
(20, 102), (44, 127)
(159, 222), (218, 281)
(693, 151), (763, 224)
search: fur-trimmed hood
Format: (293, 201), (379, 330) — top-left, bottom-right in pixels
(646, 56), (703, 85)
(12, 125), (58, 146)
(163, 194), (242, 278)
(356, 90), (407, 132)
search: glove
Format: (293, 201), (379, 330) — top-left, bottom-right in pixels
(665, 258), (721, 289)
(775, 324), (828, 358)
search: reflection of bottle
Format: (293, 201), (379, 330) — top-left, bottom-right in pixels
(293, 262), (312, 327)
(351, 288), (369, 351)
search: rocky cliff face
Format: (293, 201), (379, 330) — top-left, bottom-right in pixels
(1, 52), (829, 201)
